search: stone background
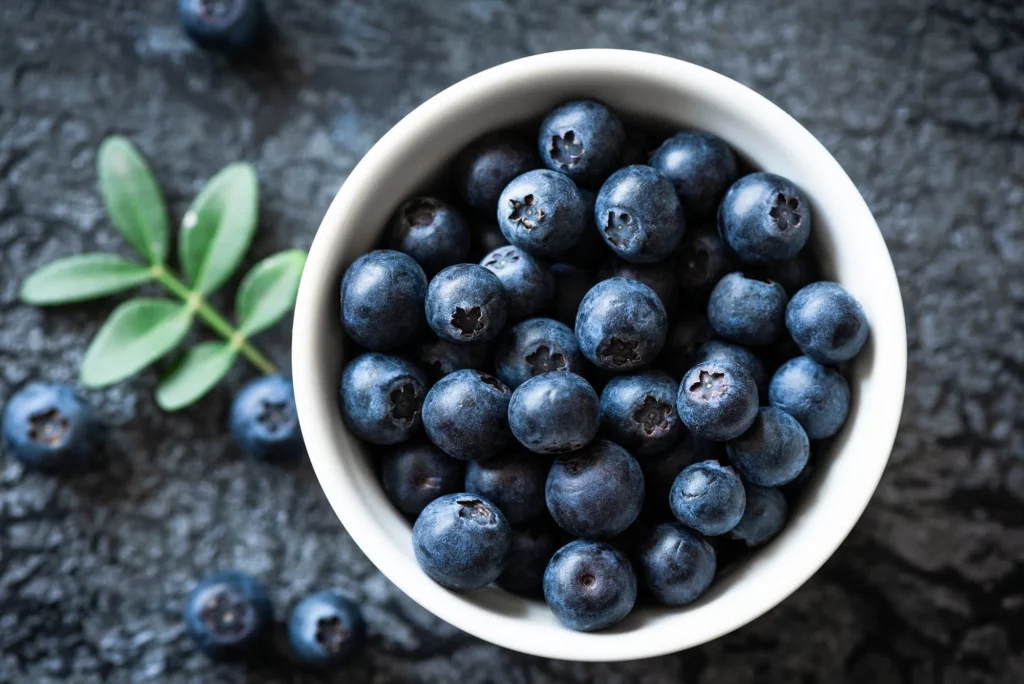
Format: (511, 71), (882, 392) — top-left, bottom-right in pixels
(1, 0), (1023, 682)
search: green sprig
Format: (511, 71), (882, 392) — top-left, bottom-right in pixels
(19, 136), (306, 411)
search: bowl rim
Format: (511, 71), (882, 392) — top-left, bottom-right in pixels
(293, 48), (907, 661)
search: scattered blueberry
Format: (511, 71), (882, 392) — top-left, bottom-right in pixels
(669, 460), (746, 536)
(341, 250), (427, 351)
(575, 278), (667, 372)
(671, 224), (734, 298)
(538, 100), (625, 187)
(494, 317), (584, 389)
(769, 356), (851, 440)
(600, 370), (683, 456)
(229, 375), (303, 461)
(707, 272), (788, 347)
(729, 483), (787, 547)
(2, 382), (101, 472)
(659, 310), (714, 379)
(697, 340), (768, 401)
(549, 262), (595, 327)
(388, 197), (470, 274)
(480, 246), (554, 321)
(184, 570), (273, 660)
(412, 493), (512, 590)
(637, 522), (717, 606)
(786, 281), (869, 364)
(340, 353), (427, 445)
(178, 0), (267, 54)
(497, 520), (560, 596)
(288, 592), (365, 669)
(640, 433), (723, 516)
(415, 335), (491, 382)
(497, 170), (587, 257)
(465, 450), (549, 524)
(718, 172), (811, 264)
(380, 442), (465, 516)
(545, 439), (644, 538)
(457, 130), (540, 214)
(543, 539), (636, 632)
(422, 370), (511, 461)
(425, 264), (508, 344)
(648, 132), (738, 217)
(508, 372), (600, 454)
(597, 257), (679, 315)
(595, 165), (686, 263)
(677, 359), (759, 441)
(727, 407), (810, 487)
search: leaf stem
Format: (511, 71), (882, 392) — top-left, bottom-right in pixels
(153, 267), (278, 375)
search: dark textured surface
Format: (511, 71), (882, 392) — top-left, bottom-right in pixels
(1, 0), (1023, 681)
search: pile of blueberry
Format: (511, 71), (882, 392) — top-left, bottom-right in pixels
(338, 98), (869, 632)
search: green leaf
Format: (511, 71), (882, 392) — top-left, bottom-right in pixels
(235, 250), (306, 335)
(97, 136), (169, 264)
(178, 163), (259, 295)
(80, 298), (193, 388)
(19, 253), (153, 305)
(155, 342), (237, 411)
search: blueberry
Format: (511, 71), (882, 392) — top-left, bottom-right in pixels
(697, 340), (768, 401)
(465, 450), (548, 524)
(288, 592), (365, 669)
(546, 439), (644, 538)
(637, 522), (717, 606)
(380, 442), (465, 516)
(595, 165), (686, 264)
(497, 170), (587, 257)
(727, 407), (810, 487)
(669, 460), (746, 536)
(640, 433), (723, 516)
(2, 382), (101, 472)
(178, 0), (267, 54)
(648, 132), (738, 217)
(538, 100), (625, 187)
(425, 264), (508, 344)
(600, 370), (683, 456)
(340, 353), (427, 445)
(456, 130), (540, 214)
(707, 272), (788, 347)
(414, 335), (491, 383)
(229, 375), (303, 461)
(480, 246), (554, 321)
(761, 249), (819, 295)
(508, 372), (600, 454)
(575, 278), (668, 372)
(497, 520), (560, 596)
(677, 359), (758, 441)
(183, 570), (273, 660)
(671, 223), (735, 298)
(341, 250), (427, 351)
(494, 317), (584, 389)
(388, 197), (470, 275)
(557, 188), (609, 270)
(543, 539), (636, 632)
(768, 356), (851, 439)
(422, 370), (511, 461)
(728, 483), (787, 547)
(550, 263), (595, 327)
(597, 258), (679, 316)
(786, 282), (869, 364)
(718, 172), (811, 264)
(659, 310), (714, 379)
(412, 493), (512, 590)
(469, 221), (509, 261)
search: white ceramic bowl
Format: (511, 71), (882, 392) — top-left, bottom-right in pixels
(292, 49), (907, 662)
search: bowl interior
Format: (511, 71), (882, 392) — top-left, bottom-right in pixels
(293, 50), (906, 661)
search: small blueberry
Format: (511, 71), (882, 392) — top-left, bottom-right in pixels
(648, 131), (738, 217)
(538, 100), (626, 187)
(669, 460), (746, 536)
(768, 356), (851, 440)
(465, 450), (549, 524)
(599, 370), (683, 456)
(497, 170), (588, 257)
(718, 172), (811, 264)
(637, 522), (717, 606)
(727, 407), (810, 487)
(422, 370), (511, 461)
(786, 281), (869, 364)
(2, 382), (101, 472)
(575, 278), (668, 372)
(339, 353), (428, 445)
(508, 372), (600, 454)
(388, 197), (470, 275)
(380, 442), (465, 516)
(425, 264), (508, 344)
(288, 592), (365, 669)
(184, 570), (273, 660)
(597, 257), (679, 316)
(341, 250), (427, 351)
(595, 165), (686, 264)
(494, 317), (585, 389)
(707, 272), (788, 347)
(229, 375), (303, 461)
(676, 359), (759, 441)
(456, 130), (540, 214)
(178, 0), (267, 54)
(543, 539), (636, 632)
(480, 245), (554, 321)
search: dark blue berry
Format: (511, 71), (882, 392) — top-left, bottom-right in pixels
(388, 197), (470, 275)
(669, 460), (746, 536)
(539, 100), (625, 187)
(677, 359), (759, 441)
(543, 539), (636, 632)
(178, 0), (267, 54)
(786, 281), (869, 365)
(729, 483), (787, 547)
(550, 263), (595, 327)
(412, 493), (512, 590)
(545, 439), (644, 538)
(480, 246), (554, 321)
(494, 317), (584, 389)
(380, 442), (465, 516)
(707, 272), (788, 346)
(597, 258), (679, 316)
(637, 522), (717, 606)
(557, 188), (609, 270)
(718, 172), (811, 264)
(425, 264), (508, 344)
(648, 132), (738, 217)
(671, 223), (735, 298)
(340, 353), (427, 445)
(229, 375), (302, 461)
(659, 310), (714, 379)
(575, 278), (668, 372)
(600, 370), (683, 456)
(2, 382), (101, 472)
(414, 335), (491, 383)
(341, 250), (426, 351)
(469, 221), (509, 261)
(497, 520), (560, 596)
(727, 407), (810, 487)
(184, 570), (273, 660)
(508, 372), (600, 454)
(761, 249), (819, 295)
(641, 433), (723, 516)
(457, 130), (540, 214)
(768, 356), (851, 440)
(422, 370), (511, 461)
(595, 165), (686, 263)
(288, 592), (365, 669)
(697, 340), (768, 401)
(497, 170), (587, 257)
(465, 450), (548, 524)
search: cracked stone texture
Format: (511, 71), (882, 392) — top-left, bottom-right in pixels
(1, 0), (1023, 681)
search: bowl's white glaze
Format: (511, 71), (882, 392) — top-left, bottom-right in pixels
(292, 50), (907, 661)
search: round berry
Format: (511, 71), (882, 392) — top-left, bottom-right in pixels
(648, 132), (738, 217)
(595, 165), (686, 264)
(425, 264), (508, 344)
(669, 460), (746, 536)
(727, 407), (810, 487)
(640, 433), (723, 517)
(178, 0), (267, 54)
(497, 520), (560, 596)
(768, 356), (851, 440)
(786, 281), (869, 364)
(412, 494), (512, 590)
(1, 382), (101, 472)
(184, 570), (273, 660)
(597, 257), (679, 316)
(480, 246), (554, 322)
(494, 317), (585, 389)
(465, 450), (548, 524)
(414, 335), (491, 383)
(422, 370), (511, 461)
(671, 224), (735, 298)
(637, 522), (717, 606)
(380, 442), (465, 516)
(388, 197), (470, 275)
(677, 359), (759, 441)
(508, 372), (600, 454)
(229, 375), (303, 461)
(457, 131), (540, 214)
(729, 483), (787, 547)
(697, 340), (768, 402)
(718, 172), (811, 264)
(575, 278), (668, 372)
(339, 353), (427, 445)
(707, 272), (788, 347)
(497, 170), (588, 257)
(543, 540), (636, 632)
(761, 249), (819, 295)
(288, 592), (365, 669)
(538, 100), (625, 187)
(341, 250), (426, 351)
(600, 370), (683, 456)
